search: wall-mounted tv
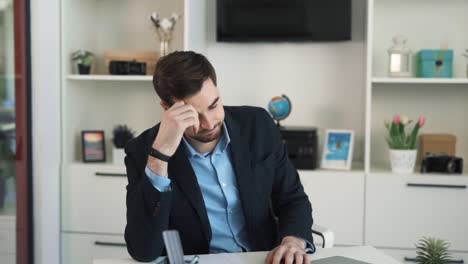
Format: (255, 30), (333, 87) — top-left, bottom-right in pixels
(217, 0), (352, 42)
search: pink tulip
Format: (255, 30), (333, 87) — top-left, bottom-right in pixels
(418, 117), (425, 127)
(393, 115), (400, 124)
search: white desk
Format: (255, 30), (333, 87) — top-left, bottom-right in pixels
(94, 246), (400, 264)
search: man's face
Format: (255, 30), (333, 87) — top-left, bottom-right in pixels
(175, 78), (225, 143)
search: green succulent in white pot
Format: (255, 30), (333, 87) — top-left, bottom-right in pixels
(415, 237), (451, 264)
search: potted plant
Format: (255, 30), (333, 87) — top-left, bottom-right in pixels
(385, 115), (425, 173)
(112, 124), (135, 164)
(72, 50), (94, 75)
(463, 49), (468, 77)
(415, 237), (451, 264)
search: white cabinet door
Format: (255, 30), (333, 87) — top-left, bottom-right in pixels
(61, 163), (127, 234)
(62, 233), (129, 264)
(0, 253), (15, 264)
(299, 170), (365, 246)
(366, 174), (468, 251)
(0, 216), (15, 254)
(382, 248), (468, 264)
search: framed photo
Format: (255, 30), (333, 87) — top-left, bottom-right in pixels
(81, 130), (106, 162)
(321, 129), (354, 170)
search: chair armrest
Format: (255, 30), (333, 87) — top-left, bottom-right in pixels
(311, 224), (334, 248)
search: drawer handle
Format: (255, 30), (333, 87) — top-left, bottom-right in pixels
(95, 172), (126, 177)
(404, 257), (464, 263)
(94, 241), (126, 247)
(407, 183), (467, 189)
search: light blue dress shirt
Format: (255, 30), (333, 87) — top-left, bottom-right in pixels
(145, 122), (251, 253)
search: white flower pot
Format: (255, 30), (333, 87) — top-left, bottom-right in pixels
(389, 149), (417, 173)
(113, 148), (126, 165)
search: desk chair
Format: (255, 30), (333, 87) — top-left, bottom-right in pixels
(312, 224), (335, 248)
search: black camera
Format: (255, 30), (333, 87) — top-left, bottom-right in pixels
(421, 154), (463, 174)
(109, 60), (146, 75)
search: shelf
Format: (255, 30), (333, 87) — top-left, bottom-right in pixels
(370, 164), (468, 177)
(299, 161), (365, 176)
(67, 162), (126, 171)
(67, 75), (152, 82)
(372, 77), (468, 84)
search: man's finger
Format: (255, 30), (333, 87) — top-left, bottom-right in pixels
(264, 249), (274, 264)
(304, 253), (312, 264)
(294, 251), (303, 264)
(272, 246), (286, 264)
(283, 249), (295, 264)
(169, 104), (194, 116)
(175, 110), (198, 121)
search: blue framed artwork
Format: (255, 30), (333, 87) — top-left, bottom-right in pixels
(321, 129), (354, 170)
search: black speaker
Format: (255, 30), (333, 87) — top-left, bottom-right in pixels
(279, 126), (318, 170)
(109, 60), (146, 75)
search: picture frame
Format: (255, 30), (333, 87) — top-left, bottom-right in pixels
(321, 129), (354, 170)
(81, 130), (106, 162)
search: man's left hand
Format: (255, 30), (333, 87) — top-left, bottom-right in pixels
(265, 236), (311, 264)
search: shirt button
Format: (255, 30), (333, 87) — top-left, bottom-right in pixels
(222, 183), (227, 187)
(229, 210), (233, 214)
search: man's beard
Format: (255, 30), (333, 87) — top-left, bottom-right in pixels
(188, 123), (223, 143)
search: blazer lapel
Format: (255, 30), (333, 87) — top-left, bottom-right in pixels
(168, 142), (212, 242)
(224, 111), (256, 239)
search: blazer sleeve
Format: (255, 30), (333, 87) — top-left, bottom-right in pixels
(263, 112), (314, 245)
(124, 145), (172, 262)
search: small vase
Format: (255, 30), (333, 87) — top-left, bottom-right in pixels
(113, 148), (126, 165)
(160, 40), (170, 56)
(389, 149), (417, 173)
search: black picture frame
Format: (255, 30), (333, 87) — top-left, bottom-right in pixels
(81, 130), (106, 162)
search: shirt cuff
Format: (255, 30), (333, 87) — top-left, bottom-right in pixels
(295, 237), (315, 254)
(304, 239), (316, 253)
(145, 166), (171, 192)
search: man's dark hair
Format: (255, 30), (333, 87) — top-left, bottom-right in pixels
(152, 51), (217, 105)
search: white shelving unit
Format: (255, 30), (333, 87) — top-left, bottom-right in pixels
(59, 1), (207, 263)
(367, 0), (468, 174)
(365, 0), (468, 260)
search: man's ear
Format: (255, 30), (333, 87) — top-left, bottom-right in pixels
(160, 101), (170, 111)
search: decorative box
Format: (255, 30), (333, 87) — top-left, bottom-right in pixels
(417, 133), (456, 164)
(417, 49), (453, 78)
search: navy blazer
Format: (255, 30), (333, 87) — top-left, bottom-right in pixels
(124, 106), (313, 262)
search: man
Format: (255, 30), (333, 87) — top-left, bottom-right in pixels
(124, 51), (314, 264)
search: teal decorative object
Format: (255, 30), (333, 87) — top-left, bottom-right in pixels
(417, 49), (453, 78)
(268, 95), (291, 126)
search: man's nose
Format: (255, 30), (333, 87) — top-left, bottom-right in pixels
(199, 115), (214, 130)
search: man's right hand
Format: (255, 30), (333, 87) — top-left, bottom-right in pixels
(146, 101), (199, 176)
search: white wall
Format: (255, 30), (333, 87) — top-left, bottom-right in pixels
(204, 0), (368, 162)
(31, 0), (61, 263)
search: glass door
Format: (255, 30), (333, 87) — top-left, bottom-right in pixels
(0, 0), (32, 263)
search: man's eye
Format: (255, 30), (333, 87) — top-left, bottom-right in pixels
(209, 104), (217, 110)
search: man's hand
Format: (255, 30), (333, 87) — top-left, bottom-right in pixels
(265, 236), (311, 264)
(147, 101), (199, 176)
(152, 101), (199, 156)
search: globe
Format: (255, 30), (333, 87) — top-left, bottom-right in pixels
(268, 95), (292, 124)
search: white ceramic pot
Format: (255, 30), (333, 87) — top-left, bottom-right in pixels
(113, 148), (126, 165)
(389, 149), (417, 173)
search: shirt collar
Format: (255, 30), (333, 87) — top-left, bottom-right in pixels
(183, 121), (231, 158)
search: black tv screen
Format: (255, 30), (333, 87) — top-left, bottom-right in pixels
(217, 0), (352, 42)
